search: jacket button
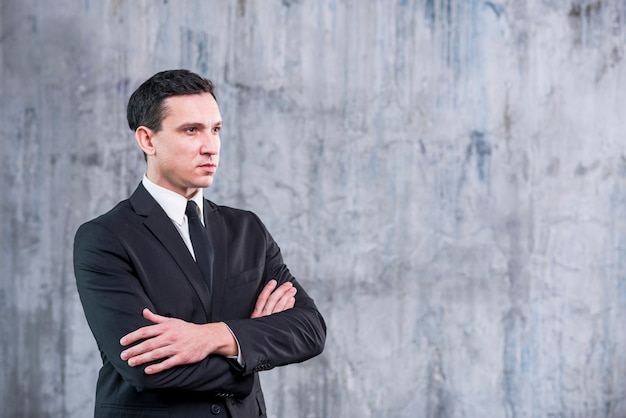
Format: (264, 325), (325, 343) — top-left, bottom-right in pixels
(211, 404), (221, 415)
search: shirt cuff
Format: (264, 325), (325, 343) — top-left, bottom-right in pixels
(223, 323), (243, 366)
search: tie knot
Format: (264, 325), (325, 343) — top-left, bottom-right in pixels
(186, 201), (201, 219)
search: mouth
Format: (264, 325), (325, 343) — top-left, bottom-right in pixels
(199, 163), (217, 173)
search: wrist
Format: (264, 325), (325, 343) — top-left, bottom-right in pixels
(211, 322), (238, 357)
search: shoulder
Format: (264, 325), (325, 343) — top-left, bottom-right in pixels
(74, 198), (137, 242)
(77, 184), (158, 232)
(79, 198), (132, 227)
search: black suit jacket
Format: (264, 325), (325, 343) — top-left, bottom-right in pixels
(73, 184), (326, 417)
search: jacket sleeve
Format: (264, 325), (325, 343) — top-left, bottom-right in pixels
(223, 213), (327, 376)
(73, 220), (253, 395)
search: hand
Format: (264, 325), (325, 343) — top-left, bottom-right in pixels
(119, 308), (237, 374)
(250, 279), (297, 319)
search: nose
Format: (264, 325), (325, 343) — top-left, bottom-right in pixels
(200, 132), (220, 155)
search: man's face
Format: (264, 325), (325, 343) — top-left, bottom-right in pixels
(145, 93), (222, 199)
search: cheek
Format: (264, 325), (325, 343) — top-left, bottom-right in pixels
(159, 151), (189, 174)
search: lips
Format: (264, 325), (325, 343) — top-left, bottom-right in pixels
(199, 163), (217, 173)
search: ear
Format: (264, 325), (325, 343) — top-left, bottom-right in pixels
(135, 126), (156, 157)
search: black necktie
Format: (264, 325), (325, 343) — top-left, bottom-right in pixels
(185, 200), (213, 292)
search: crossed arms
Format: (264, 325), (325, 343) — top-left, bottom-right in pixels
(119, 279), (297, 374)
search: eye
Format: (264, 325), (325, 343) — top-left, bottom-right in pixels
(186, 127), (198, 134)
(212, 126), (221, 133)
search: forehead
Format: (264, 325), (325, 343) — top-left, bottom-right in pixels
(162, 93), (221, 124)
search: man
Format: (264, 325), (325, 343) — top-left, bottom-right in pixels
(73, 69), (326, 417)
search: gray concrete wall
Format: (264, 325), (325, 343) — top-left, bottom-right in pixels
(2, 0), (625, 417)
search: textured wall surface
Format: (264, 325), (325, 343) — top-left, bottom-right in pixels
(2, 0), (626, 417)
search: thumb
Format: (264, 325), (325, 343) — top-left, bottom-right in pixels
(142, 308), (167, 323)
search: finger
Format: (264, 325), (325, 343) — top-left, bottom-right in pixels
(127, 345), (173, 367)
(142, 308), (164, 323)
(273, 287), (297, 313)
(262, 282), (294, 315)
(278, 297), (296, 313)
(143, 308), (174, 324)
(257, 280), (278, 305)
(121, 333), (165, 360)
(119, 309), (166, 347)
(120, 324), (165, 347)
(120, 323), (164, 347)
(251, 280), (278, 318)
(143, 342), (205, 374)
(145, 356), (180, 374)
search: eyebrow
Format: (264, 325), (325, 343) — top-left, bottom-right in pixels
(177, 121), (222, 130)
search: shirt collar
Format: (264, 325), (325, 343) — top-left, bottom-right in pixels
(142, 175), (205, 226)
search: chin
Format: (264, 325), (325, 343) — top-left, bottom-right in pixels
(197, 177), (214, 189)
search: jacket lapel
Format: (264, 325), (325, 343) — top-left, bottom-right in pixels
(204, 199), (227, 321)
(129, 184), (212, 319)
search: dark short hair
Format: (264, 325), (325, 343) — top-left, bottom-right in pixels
(127, 69), (216, 132)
